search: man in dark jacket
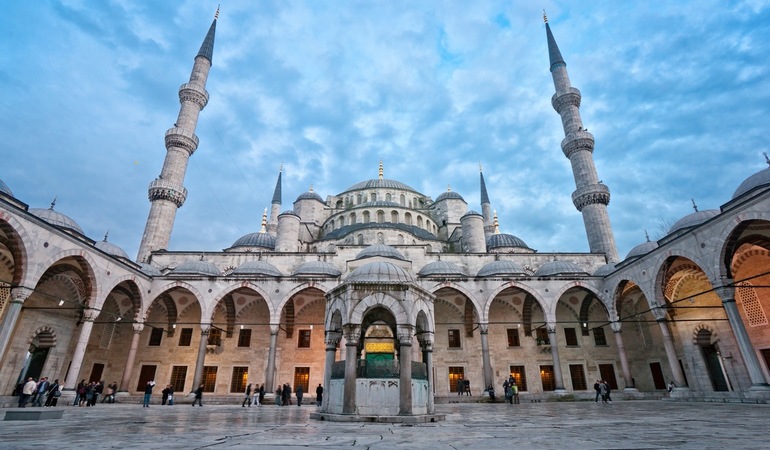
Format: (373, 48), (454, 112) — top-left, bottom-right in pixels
(192, 384), (204, 406)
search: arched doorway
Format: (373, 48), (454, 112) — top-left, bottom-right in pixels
(695, 328), (730, 391)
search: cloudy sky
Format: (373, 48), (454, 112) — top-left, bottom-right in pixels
(2, 1), (769, 261)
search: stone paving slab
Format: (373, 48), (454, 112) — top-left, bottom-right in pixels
(0, 400), (766, 449)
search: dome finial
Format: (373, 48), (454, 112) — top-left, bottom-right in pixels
(309, 184), (314, 193)
(49, 196), (57, 210)
(378, 159), (384, 179)
(764, 152), (770, 167)
(260, 208), (268, 233)
(447, 184), (451, 192)
(691, 198), (698, 212)
(644, 229), (650, 242)
(103, 230), (110, 242)
(543, 9), (548, 23)
(493, 210), (500, 234)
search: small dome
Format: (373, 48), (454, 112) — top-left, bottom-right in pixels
(461, 210), (482, 219)
(344, 179), (418, 193)
(231, 261), (282, 277)
(486, 233), (530, 250)
(477, 260), (528, 277)
(228, 232), (276, 250)
(139, 263), (163, 277)
(417, 261), (466, 277)
(593, 263), (616, 277)
(296, 191), (324, 202)
(30, 204), (84, 235)
(347, 261), (413, 283)
(355, 244), (405, 261)
(293, 261), (341, 277)
(95, 238), (129, 259)
(625, 240), (658, 260)
(435, 191), (465, 202)
(733, 166), (770, 199)
(0, 179), (13, 197)
(172, 260), (220, 276)
(669, 210), (719, 234)
(534, 260), (587, 277)
(279, 210), (300, 217)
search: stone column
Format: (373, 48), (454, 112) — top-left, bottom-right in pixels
(421, 339), (435, 414)
(191, 325), (210, 391)
(322, 333), (340, 412)
(479, 323), (493, 391)
(64, 309), (97, 389)
(0, 287), (32, 366)
(398, 330), (413, 415)
(265, 324), (279, 392)
(610, 322), (635, 390)
(715, 284), (770, 388)
(657, 318), (687, 388)
(118, 324), (144, 392)
(342, 325), (360, 415)
(548, 326), (566, 391)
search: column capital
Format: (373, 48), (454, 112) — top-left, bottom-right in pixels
(82, 309), (98, 322)
(478, 323), (489, 334)
(132, 323), (145, 333)
(10, 286), (34, 303)
(324, 330), (342, 347)
(610, 321), (622, 333)
(714, 282), (736, 303)
(342, 324), (360, 343)
(269, 323), (280, 335)
(200, 324), (211, 335)
(546, 323), (557, 334)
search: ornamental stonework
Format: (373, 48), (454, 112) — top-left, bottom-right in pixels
(572, 184), (611, 211)
(551, 87), (581, 113)
(178, 82), (209, 109)
(148, 179), (188, 207)
(561, 131), (594, 158)
(165, 127), (200, 156)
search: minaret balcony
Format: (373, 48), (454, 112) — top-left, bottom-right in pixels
(178, 82), (209, 109)
(165, 127), (200, 156)
(571, 183), (610, 211)
(551, 87), (581, 113)
(561, 131), (595, 158)
(148, 179), (188, 208)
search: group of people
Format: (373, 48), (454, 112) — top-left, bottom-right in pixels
(16, 377), (62, 408)
(74, 380), (117, 406)
(272, 383), (323, 407)
(593, 380), (613, 403)
(456, 377), (472, 396)
(242, 383), (266, 407)
(502, 376), (520, 404)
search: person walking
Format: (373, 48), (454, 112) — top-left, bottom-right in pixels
(296, 385), (303, 406)
(192, 384), (204, 406)
(593, 380), (601, 403)
(74, 380), (86, 406)
(503, 379), (512, 404)
(316, 383), (323, 407)
(142, 381), (155, 407)
(167, 385), (175, 405)
(258, 384), (265, 406)
(605, 381), (613, 403)
(465, 379), (471, 396)
(102, 383), (113, 403)
(457, 377), (464, 395)
(275, 386), (283, 406)
(242, 383), (252, 407)
(161, 385), (172, 405)
(599, 380), (608, 404)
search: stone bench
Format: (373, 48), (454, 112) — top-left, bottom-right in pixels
(4, 409), (64, 421)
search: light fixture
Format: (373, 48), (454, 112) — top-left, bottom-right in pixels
(116, 317), (122, 322)
(58, 300), (65, 306)
(172, 323), (177, 329)
(309, 325), (313, 330)
(582, 322), (587, 328)
(240, 325), (244, 330)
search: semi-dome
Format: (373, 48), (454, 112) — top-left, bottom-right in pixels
(486, 233), (530, 250)
(30, 202), (84, 235)
(139, 263), (163, 277)
(593, 263), (616, 277)
(0, 178), (13, 197)
(534, 260), (587, 277)
(295, 190), (324, 202)
(625, 240), (658, 260)
(228, 232), (276, 250)
(355, 243), (405, 261)
(343, 178), (418, 193)
(669, 209), (719, 234)
(94, 236), (130, 259)
(293, 261), (341, 277)
(172, 260), (220, 276)
(733, 166), (770, 199)
(435, 191), (465, 202)
(231, 260), (282, 277)
(417, 261), (466, 277)
(347, 261), (413, 283)
(477, 260), (528, 277)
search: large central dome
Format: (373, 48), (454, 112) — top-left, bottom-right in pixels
(343, 178), (419, 194)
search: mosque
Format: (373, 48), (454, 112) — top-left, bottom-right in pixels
(1, 10), (769, 411)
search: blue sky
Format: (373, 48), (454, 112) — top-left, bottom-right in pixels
(2, 1), (769, 261)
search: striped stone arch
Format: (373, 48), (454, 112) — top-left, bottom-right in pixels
(28, 326), (57, 348)
(325, 297), (347, 331)
(0, 211), (31, 286)
(349, 292), (409, 326)
(233, 296), (271, 323)
(29, 249), (99, 306)
(488, 297), (524, 324)
(692, 323), (719, 346)
(731, 247), (770, 274)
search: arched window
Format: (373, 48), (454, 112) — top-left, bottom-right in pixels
(377, 210), (385, 223)
(357, 234), (364, 245)
(371, 192), (377, 201)
(350, 212), (356, 225)
(357, 194), (363, 204)
(363, 211), (371, 223)
(336, 200), (343, 209)
(338, 216), (345, 228)
(386, 193), (392, 202)
(404, 213), (412, 226)
(397, 234), (404, 244)
(417, 216), (423, 228)
(400, 194), (405, 206)
(377, 232), (384, 244)
(391, 211), (398, 223)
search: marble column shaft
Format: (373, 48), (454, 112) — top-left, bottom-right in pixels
(118, 325), (143, 392)
(191, 327), (210, 391)
(612, 328), (634, 389)
(64, 312), (96, 389)
(0, 287), (32, 367)
(657, 319), (687, 387)
(342, 339), (358, 414)
(399, 340), (413, 415)
(548, 328), (565, 390)
(479, 324), (493, 390)
(265, 326), (279, 392)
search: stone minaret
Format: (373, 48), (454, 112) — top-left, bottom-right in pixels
(267, 165), (282, 236)
(479, 164), (494, 237)
(545, 14), (618, 262)
(137, 10), (218, 262)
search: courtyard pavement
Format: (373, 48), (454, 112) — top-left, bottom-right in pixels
(0, 399), (767, 449)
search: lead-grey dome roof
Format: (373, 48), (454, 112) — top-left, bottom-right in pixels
(228, 232), (276, 250)
(625, 240), (659, 260)
(417, 261), (466, 277)
(534, 260), (587, 277)
(669, 209), (719, 234)
(293, 261), (341, 277)
(486, 233), (530, 250)
(477, 260), (528, 277)
(30, 205), (84, 235)
(461, 210), (482, 219)
(593, 263), (616, 277)
(355, 201), (402, 208)
(343, 179), (419, 193)
(296, 191), (324, 202)
(139, 263), (163, 277)
(95, 238), (130, 259)
(435, 191), (465, 202)
(0, 179), (12, 197)
(231, 261), (282, 277)
(347, 261), (413, 283)
(733, 166), (770, 199)
(356, 244), (406, 261)
(172, 260), (221, 276)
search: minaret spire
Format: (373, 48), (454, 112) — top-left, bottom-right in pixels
(378, 159), (384, 179)
(137, 11), (218, 263)
(267, 163), (282, 236)
(546, 19), (619, 262)
(479, 163), (494, 237)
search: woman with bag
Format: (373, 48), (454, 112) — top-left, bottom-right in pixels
(45, 379), (61, 407)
